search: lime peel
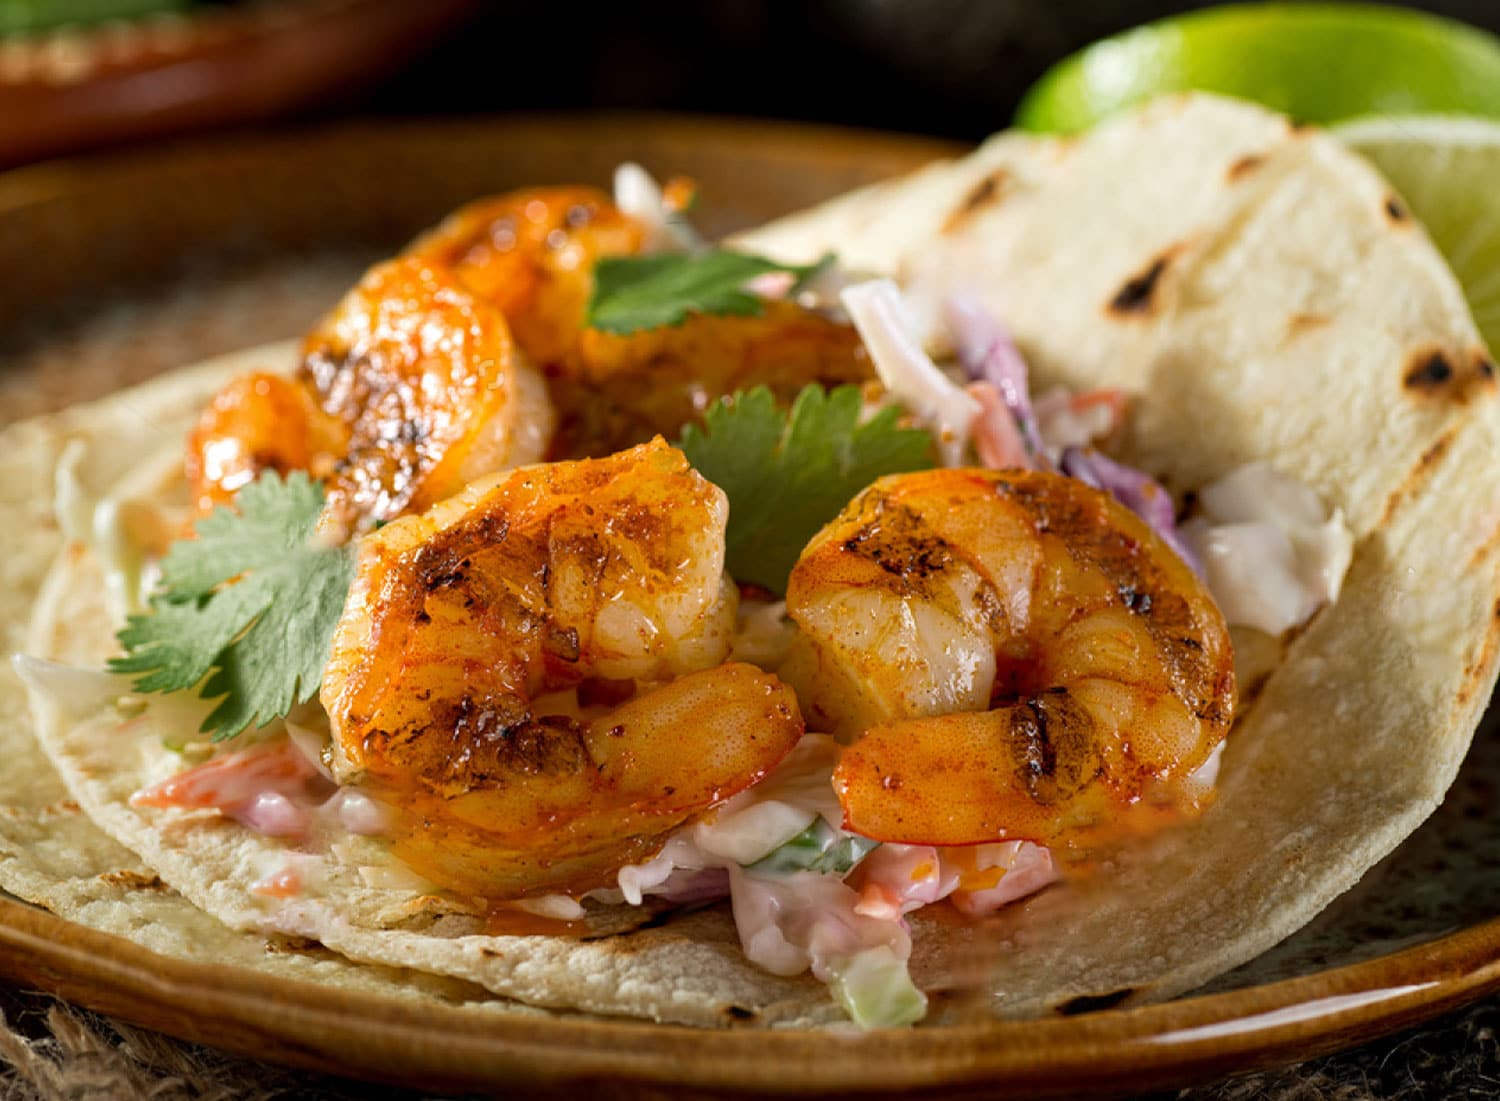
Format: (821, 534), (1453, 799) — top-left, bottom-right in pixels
(1017, 3), (1500, 135)
(1336, 114), (1500, 353)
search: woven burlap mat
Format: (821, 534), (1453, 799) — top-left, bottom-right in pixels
(2, 983), (1498, 1100)
(0, 987), (435, 1101)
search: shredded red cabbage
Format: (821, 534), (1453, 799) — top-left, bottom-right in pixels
(943, 293), (1199, 573)
(652, 866), (732, 904)
(944, 294), (1053, 471)
(1061, 446), (1202, 575)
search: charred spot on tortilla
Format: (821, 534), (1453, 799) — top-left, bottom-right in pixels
(1456, 599), (1500, 710)
(1405, 349), (1455, 390)
(264, 934), (323, 954)
(1285, 313), (1332, 341)
(942, 170), (1009, 234)
(1227, 153), (1266, 181)
(1403, 346), (1498, 402)
(1108, 255), (1171, 316)
(97, 869), (167, 892)
(1056, 988), (1136, 1015)
(1385, 196), (1410, 224)
(1469, 521), (1500, 572)
(1379, 425), (1460, 526)
(1468, 348), (1500, 397)
(1415, 428), (1459, 474)
(724, 1004), (758, 1023)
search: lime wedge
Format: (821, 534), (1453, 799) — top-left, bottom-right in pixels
(1016, 3), (1500, 135)
(1337, 116), (1500, 353)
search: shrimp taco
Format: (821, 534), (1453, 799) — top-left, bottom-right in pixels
(6, 93), (1500, 1030)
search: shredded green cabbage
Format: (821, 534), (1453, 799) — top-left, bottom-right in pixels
(828, 946), (928, 1029)
(746, 817), (879, 876)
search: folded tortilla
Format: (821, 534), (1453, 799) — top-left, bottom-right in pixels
(0, 359), (529, 1014)
(9, 94), (1500, 1027)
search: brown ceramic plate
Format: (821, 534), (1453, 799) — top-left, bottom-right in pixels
(2, 115), (1499, 1098)
(0, 0), (476, 169)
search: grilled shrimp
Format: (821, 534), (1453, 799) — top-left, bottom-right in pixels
(554, 300), (875, 458)
(299, 257), (554, 530)
(782, 468), (1234, 851)
(321, 439), (804, 898)
(406, 186), (646, 372)
(185, 372), (347, 516)
(187, 258), (554, 529)
(405, 185), (873, 458)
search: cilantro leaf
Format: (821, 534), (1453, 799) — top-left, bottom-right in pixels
(678, 385), (934, 594)
(110, 471), (355, 741)
(586, 249), (825, 334)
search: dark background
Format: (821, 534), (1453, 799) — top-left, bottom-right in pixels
(361, 0), (1500, 140)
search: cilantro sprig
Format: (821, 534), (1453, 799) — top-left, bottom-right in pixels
(678, 385), (934, 594)
(586, 248), (829, 334)
(110, 471), (355, 742)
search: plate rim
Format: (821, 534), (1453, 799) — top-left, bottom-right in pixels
(0, 109), (970, 214)
(2, 895), (1497, 1096)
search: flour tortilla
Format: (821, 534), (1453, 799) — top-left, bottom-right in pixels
(0, 355), (530, 1014)
(15, 94), (1500, 1026)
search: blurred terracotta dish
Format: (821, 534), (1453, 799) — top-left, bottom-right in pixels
(0, 0), (476, 167)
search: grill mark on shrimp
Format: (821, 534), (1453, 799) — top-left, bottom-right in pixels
(993, 474), (1218, 709)
(842, 500), (958, 590)
(841, 493), (1015, 635)
(290, 258), (546, 531)
(843, 524), (955, 585)
(396, 702), (589, 792)
(1006, 690), (1101, 805)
